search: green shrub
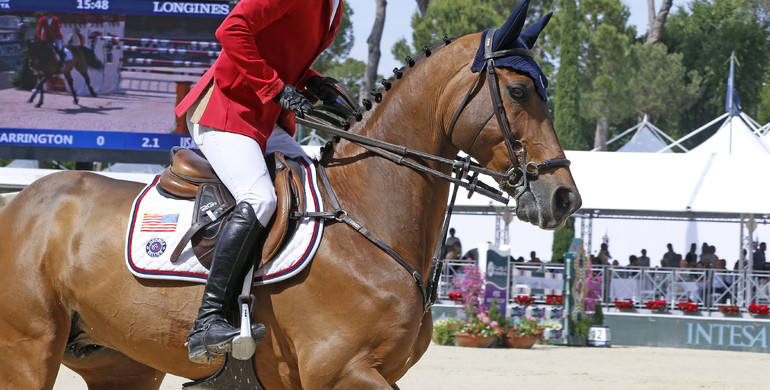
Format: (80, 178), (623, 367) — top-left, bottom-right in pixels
(432, 318), (461, 346)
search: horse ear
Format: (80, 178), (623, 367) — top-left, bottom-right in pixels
(492, 0), (530, 51)
(520, 12), (553, 49)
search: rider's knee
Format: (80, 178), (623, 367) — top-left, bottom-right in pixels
(243, 191), (277, 227)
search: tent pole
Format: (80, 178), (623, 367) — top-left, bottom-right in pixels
(657, 113), (730, 153)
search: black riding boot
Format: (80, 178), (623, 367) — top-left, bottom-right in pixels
(187, 202), (268, 363)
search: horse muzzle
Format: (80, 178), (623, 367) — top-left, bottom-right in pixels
(514, 177), (581, 230)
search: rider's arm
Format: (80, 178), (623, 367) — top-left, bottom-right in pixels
(215, 0), (299, 104)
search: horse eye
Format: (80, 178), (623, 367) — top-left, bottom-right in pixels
(509, 87), (526, 100)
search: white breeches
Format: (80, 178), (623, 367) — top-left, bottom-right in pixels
(186, 117), (307, 227)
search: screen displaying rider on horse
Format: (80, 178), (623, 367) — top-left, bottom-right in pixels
(27, 12), (104, 107)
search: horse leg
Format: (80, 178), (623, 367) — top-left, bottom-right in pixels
(0, 274), (72, 389)
(35, 75), (51, 108)
(28, 75), (47, 105)
(78, 66), (97, 97)
(64, 347), (166, 390)
(63, 71), (79, 105)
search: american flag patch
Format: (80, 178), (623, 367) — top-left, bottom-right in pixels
(140, 214), (179, 232)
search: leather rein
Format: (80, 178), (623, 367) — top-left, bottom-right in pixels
(294, 29), (570, 312)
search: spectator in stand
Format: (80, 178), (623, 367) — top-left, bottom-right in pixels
(662, 243), (678, 268)
(734, 249), (749, 270)
(628, 255), (638, 267)
(597, 243), (611, 265)
(445, 242), (462, 260)
(684, 243), (698, 265)
(612, 259), (619, 267)
(753, 242), (767, 271)
(711, 259), (731, 305)
(637, 249), (650, 267)
(528, 251), (541, 264)
(701, 245), (718, 268)
(678, 257), (693, 281)
(699, 242), (710, 264)
(444, 228), (462, 258)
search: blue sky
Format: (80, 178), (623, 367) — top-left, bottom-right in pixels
(348, 0), (693, 75)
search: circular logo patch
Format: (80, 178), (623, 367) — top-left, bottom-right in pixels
(145, 238), (167, 258)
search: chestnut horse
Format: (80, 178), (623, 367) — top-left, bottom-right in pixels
(0, 15), (580, 390)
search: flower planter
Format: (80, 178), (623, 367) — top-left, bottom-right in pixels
(546, 307), (564, 319)
(718, 306), (741, 316)
(512, 306), (527, 317)
(503, 335), (537, 349)
(454, 334), (496, 348)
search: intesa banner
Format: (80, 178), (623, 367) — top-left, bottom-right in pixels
(1, 0), (230, 17)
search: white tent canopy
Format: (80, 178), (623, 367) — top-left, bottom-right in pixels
(454, 150), (770, 222)
(689, 113), (769, 155)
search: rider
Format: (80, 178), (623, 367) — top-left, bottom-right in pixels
(174, 0), (343, 363)
(36, 11), (65, 69)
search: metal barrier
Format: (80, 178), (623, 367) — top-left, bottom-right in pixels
(436, 261), (770, 313)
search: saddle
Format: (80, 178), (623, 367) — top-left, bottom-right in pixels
(159, 148), (306, 269)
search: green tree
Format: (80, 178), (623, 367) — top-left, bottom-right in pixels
(577, 0), (637, 150)
(313, 0), (366, 100)
(662, 0), (770, 136)
(627, 43), (702, 137)
(552, 0), (585, 150)
(392, 0), (554, 63)
(759, 77), (770, 124)
(551, 217), (574, 261)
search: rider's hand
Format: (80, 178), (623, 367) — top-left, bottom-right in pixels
(306, 76), (338, 105)
(273, 84), (313, 118)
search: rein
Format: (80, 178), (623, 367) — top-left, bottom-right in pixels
(295, 29), (570, 312)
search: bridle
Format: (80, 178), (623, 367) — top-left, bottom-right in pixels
(447, 28), (570, 202)
(294, 29), (570, 312)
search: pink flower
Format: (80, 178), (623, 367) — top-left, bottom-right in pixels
(482, 316), (490, 325)
(491, 321), (499, 328)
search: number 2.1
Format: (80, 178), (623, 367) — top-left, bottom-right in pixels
(141, 137), (160, 148)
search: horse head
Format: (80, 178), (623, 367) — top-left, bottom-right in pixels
(437, 0), (581, 229)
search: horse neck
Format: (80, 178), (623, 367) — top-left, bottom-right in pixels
(328, 55), (462, 275)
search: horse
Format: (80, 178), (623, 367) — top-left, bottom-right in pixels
(26, 38), (103, 108)
(0, 5), (581, 389)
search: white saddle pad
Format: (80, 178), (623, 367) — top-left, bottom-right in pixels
(124, 156), (324, 285)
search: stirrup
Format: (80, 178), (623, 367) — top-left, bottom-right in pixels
(232, 294), (263, 360)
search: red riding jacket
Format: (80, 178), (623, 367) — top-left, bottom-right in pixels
(174, 0), (343, 151)
(37, 16), (63, 41)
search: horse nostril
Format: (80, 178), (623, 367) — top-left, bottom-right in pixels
(554, 187), (573, 215)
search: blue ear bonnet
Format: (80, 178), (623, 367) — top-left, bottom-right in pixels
(470, 1), (551, 101)
(470, 31), (549, 101)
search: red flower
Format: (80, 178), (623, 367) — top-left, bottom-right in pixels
(545, 295), (564, 306)
(448, 292), (463, 302)
(677, 302), (699, 313)
(644, 300), (667, 311)
(514, 295), (535, 306)
(749, 303), (770, 315)
(613, 299), (634, 310)
(719, 305), (740, 315)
